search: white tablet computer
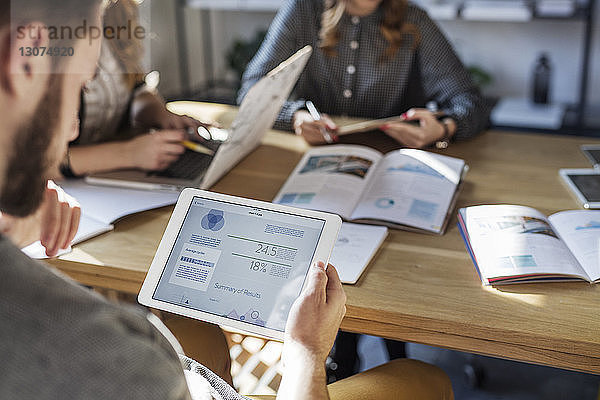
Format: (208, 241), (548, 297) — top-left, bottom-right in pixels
(580, 144), (600, 168)
(559, 168), (600, 209)
(138, 188), (342, 340)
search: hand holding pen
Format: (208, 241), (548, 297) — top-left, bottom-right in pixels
(148, 127), (215, 158)
(292, 102), (338, 145)
(305, 101), (334, 144)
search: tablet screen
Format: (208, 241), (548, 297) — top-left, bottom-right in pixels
(152, 196), (325, 332)
(568, 174), (600, 203)
(585, 149), (600, 165)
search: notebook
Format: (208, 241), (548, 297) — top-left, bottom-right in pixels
(22, 179), (180, 259)
(330, 223), (388, 284)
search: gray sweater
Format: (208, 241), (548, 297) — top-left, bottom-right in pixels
(0, 236), (246, 400)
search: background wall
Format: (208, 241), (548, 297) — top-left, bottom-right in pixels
(149, 0), (600, 127)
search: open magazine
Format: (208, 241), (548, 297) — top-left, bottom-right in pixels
(273, 145), (467, 234)
(458, 205), (600, 285)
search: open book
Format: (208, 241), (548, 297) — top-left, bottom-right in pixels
(273, 145), (467, 234)
(458, 205), (600, 285)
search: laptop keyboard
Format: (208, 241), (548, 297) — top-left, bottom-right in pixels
(150, 141), (222, 181)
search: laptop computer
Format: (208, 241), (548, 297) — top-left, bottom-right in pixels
(85, 45), (313, 192)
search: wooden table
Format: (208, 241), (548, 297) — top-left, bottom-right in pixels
(49, 102), (600, 375)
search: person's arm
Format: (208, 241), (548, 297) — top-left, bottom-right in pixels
(0, 180), (80, 256)
(381, 109), (457, 149)
(130, 88), (203, 131)
(238, 0), (311, 132)
(382, 7), (487, 147)
(64, 130), (186, 176)
(277, 262), (347, 400)
(292, 110), (339, 145)
(412, 8), (488, 141)
(279, 344), (329, 399)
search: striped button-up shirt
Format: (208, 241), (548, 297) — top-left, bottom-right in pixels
(239, 0), (489, 140)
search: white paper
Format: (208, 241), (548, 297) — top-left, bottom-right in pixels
(21, 242), (72, 260)
(22, 180), (179, 259)
(58, 179), (179, 225)
(329, 223), (388, 284)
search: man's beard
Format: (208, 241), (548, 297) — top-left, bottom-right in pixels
(0, 75), (64, 217)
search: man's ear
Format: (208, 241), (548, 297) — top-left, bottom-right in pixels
(0, 22), (51, 98)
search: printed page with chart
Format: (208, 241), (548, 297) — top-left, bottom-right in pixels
(273, 145), (466, 234)
(458, 205), (600, 285)
(273, 145), (383, 219)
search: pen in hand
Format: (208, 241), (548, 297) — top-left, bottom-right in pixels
(149, 128), (215, 156)
(181, 140), (214, 156)
(305, 101), (334, 144)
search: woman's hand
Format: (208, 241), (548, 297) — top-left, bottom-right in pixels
(131, 91), (210, 132)
(277, 262), (346, 400)
(152, 109), (206, 131)
(0, 181), (81, 257)
(125, 130), (186, 171)
(381, 108), (454, 149)
(293, 110), (338, 145)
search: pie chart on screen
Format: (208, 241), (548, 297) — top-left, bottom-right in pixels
(375, 198), (395, 209)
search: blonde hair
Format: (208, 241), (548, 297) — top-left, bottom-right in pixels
(104, 0), (145, 89)
(319, 0), (419, 60)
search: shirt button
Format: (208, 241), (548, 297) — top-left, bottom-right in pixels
(351, 16), (360, 25)
(350, 40), (359, 50)
(343, 89), (353, 98)
(347, 65), (356, 74)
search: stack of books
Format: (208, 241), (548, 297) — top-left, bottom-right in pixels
(535, 0), (576, 17)
(491, 97), (566, 130)
(461, 0), (533, 21)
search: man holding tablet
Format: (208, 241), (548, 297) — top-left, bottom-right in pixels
(0, 1), (453, 398)
(138, 189), (345, 340)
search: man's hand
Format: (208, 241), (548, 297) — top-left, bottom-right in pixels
(293, 110), (339, 145)
(125, 130), (186, 171)
(40, 181), (81, 256)
(0, 181), (81, 257)
(381, 108), (454, 148)
(284, 261), (346, 362)
(277, 261), (346, 400)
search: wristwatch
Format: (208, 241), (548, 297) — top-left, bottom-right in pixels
(435, 117), (453, 150)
